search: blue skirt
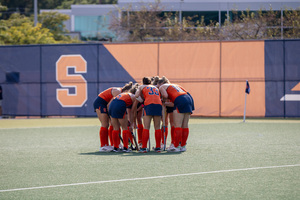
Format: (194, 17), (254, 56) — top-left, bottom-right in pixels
(174, 94), (193, 113)
(108, 99), (127, 119)
(144, 104), (162, 116)
(93, 96), (108, 113)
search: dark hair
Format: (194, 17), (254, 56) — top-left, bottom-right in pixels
(158, 76), (169, 85)
(151, 76), (159, 85)
(142, 77), (152, 85)
(129, 83), (139, 94)
(122, 81), (133, 92)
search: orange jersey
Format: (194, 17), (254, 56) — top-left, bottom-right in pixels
(98, 87), (121, 103)
(142, 85), (162, 106)
(166, 84), (187, 103)
(114, 93), (133, 107)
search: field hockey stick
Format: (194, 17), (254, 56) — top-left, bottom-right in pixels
(148, 135), (151, 152)
(162, 106), (167, 151)
(134, 126), (137, 138)
(119, 133), (123, 144)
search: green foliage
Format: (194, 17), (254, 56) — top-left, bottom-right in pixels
(38, 11), (70, 41)
(0, 22), (56, 45)
(0, 13), (80, 45)
(0, 3), (8, 17)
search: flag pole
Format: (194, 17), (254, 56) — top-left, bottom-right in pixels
(243, 92), (247, 122)
(243, 80), (250, 123)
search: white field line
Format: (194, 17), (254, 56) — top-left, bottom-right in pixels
(1, 164), (299, 193)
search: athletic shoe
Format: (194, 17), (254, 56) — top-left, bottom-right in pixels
(154, 147), (161, 153)
(167, 143), (174, 150)
(112, 147), (122, 152)
(123, 148), (132, 153)
(180, 146), (186, 152)
(99, 145), (112, 152)
(139, 148), (148, 153)
(167, 146), (180, 152)
(108, 145), (114, 151)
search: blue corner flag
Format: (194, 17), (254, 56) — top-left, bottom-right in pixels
(245, 80), (250, 94)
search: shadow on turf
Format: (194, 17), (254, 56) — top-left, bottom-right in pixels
(79, 150), (182, 156)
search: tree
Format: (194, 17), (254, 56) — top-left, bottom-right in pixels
(220, 9), (281, 40)
(0, 12), (79, 45)
(283, 9), (300, 38)
(0, 13), (56, 45)
(110, 1), (300, 42)
(38, 11), (71, 41)
(110, 1), (166, 42)
(109, 1), (221, 42)
(0, 3), (8, 17)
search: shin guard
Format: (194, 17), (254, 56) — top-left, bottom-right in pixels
(181, 128), (189, 147)
(142, 129), (149, 149)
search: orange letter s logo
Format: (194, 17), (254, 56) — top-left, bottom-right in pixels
(56, 55), (87, 107)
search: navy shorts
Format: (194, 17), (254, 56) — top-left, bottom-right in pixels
(174, 94), (193, 113)
(187, 92), (195, 111)
(108, 99), (127, 119)
(93, 96), (108, 113)
(144, 104), (162, 116)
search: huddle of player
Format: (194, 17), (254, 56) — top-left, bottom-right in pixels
(93, 76), (194, 153)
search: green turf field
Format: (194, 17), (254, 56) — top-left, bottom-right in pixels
(0, 118), (299, 200)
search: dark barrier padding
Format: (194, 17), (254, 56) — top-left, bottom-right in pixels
(0, 46), (41, 83)
(0, 46), (41, 116)
(283, 41), (300, 117)
(285, 41), (300, 81)
(285, 81), (300, 117)
(265, 40), (300, 117)
(265, 41), (285, 117)
(264, 41), (284, 81)
(3, 83), (41, 116)
(264, 81), (285, 117)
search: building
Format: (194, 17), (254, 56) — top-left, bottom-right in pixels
(41, 0), (300, 41)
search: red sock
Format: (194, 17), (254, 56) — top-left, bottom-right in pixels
(174, 127), (182, 148)
(99, 127), (108, 147)
(108, 125), (113, 146)
(161, 127), (168, 144)
(171, 126), (175, 144)
(181, 128), (189, 147)
(112, 130), (120, 149)
(138, 124), (144, 144)
(127, 129), (134, 146)
(142, 129), (149, 149)
(122, 130), (130, 149)
(155, 129), (162, 148)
